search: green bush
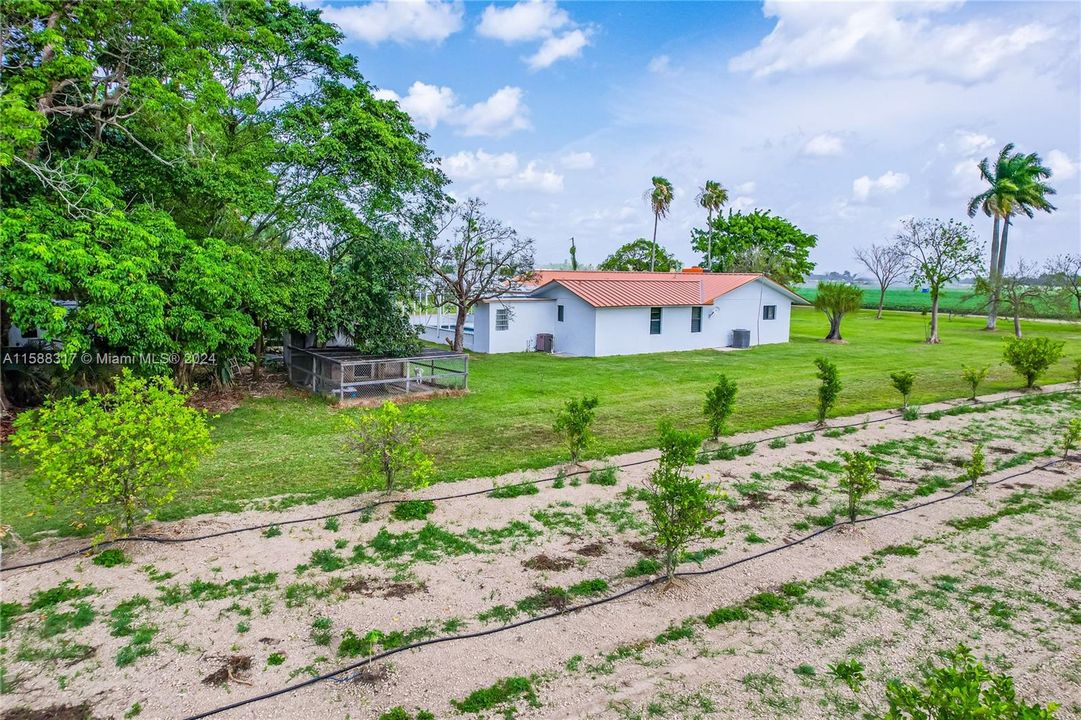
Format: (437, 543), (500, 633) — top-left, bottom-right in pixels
(889, 371), (916, 409)
(965, 443), (986, 488)
(1063, 418), (1081, 461)
(11, 370), (211, 538)
(838, 451), (879, 524)
(93, 548), (128, 568)
(814, 357), (841, 426)
(553, 395), (600, 463)
(704, 375), (738, 439)
(391, 500), (436, 522)
(1002, 337), (1065, 389)
(343, 401), (433, 494)
(961, 365), (990, 401)
(587, 466), (618, 486)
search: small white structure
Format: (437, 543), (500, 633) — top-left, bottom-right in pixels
(416, 270), (807, 357)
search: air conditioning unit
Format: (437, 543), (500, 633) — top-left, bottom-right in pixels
(731, 329), (751, 348)
(535, 333), (554, 353)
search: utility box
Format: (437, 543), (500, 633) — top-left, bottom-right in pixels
(731, 329), (751, 348)
(535, 333), (554, 352)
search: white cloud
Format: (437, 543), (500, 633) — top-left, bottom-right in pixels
(497, 161), (564, 193)
(950, 158), (985, 198)
(477, 0), (568, 42)
(852, 170), (910, 202)
(457, 86), (531, 136)
(560, 151), (595, 170)
(443, 150), (519, 181)
(954, 131), (996, 156)
(730, 2), (1056, 84)
(316, 1), (464, 45)
(734, 181), (756, 195)
(527, 29), (590, 69)
(802, 133), (844, 157)
(377, 83), (530, 137)
(1047, 149), (1080, 180)
(648, 55), (671, 73)
(729, 195), (757, 213)
(374, 82), (456, 127)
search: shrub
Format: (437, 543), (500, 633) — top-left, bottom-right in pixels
(704, 375), (738, 439)
(1063, 418), (1081, 461)
(961, 365), (990, 401)
(881, 645), (1058, 719)
(814, 357), (841, 426)
(553, 396), (600, 464)
(902, 406), (920, 421)
(587, 466), (618, 486)
(889, 371), (916, 409)
(343, 401), (433, 494)
(11, 370), (211, 538)
(391, 500), (436, 522)
(643, 422), (723, 581)
(838, 451), (879, 524)
(1002, 337), (1065, 389)
(93, 549), (128, 568)
(965, 443), (986, 489)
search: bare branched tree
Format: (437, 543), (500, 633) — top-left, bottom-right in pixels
(896, 218), (983, 344)
(998, 260), (1046, 338)
(1045, 253), (1081, 317)
(421, 198), (535, 352)
(854, 243), (909, 319)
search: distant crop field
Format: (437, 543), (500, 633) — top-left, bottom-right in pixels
(796, 286), (1074, 319)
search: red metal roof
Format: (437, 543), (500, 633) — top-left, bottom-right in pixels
(527, 270), (765, 308)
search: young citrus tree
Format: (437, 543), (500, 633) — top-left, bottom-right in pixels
(889, 371), (916, 409)
(1002, 336), (1065, 389)
(838, 451), (878, 524)
(1063, 418), (1081, 462)
(11, 370), (211, 538)
(815, 357), (842, 427)
(343, 401), (433, 494)
(553, 395), (600, 464)
(643, 422), (723, 582)
(965, 443), (986, 489)
(703, 375), (738, 439)
(961, 365), (990, 401)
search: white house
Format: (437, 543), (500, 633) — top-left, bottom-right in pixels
(416, 270), (808, 357)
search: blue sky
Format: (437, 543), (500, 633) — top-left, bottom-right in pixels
(311, 0), (1081, 272)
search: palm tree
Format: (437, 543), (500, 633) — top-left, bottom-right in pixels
(696, 180), (728, 271)
(645, 176), (674, 271)
(967, 144), (1056, 330)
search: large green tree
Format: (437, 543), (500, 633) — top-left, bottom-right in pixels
(599, 238), (682, 272)
(1, 0), (445, 395)
(691, 210), (817, 286)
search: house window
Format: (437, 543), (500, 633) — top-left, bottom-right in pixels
(762, 305), (777, 320)
(690, 306), (702, 333)
(557, 304), (565, 322)
(649, 307), (662, 335)
(495, 308), (509, 331)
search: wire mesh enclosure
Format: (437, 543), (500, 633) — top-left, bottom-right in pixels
(285, 347), (468, 401)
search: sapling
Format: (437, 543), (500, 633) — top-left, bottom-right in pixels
(1002, 336), (1065, 389)
(838, 451), (879, 524)
(965, 443), (985, 489)
(814, 357), (842, 427)
(643, 421), (724, 582)
(343, 401), (433, 494)
(553, 395), (600, 464)
(889, 371), (916, 409)
(1063, 418), (1081, 462)
(961, 365), (990, 401)
(703, 375), (738, 439)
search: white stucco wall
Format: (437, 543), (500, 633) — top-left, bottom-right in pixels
(533, 286), (597, 356)
(413, 314), (475, 350)
(477, 298), (556, 353)
(706, 281), (793, 348)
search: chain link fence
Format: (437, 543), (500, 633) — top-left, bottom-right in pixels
(285, 347), (468, 401)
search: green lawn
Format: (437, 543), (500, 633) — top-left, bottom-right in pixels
(795, 286), (1074, 319)
(3, 307), (1080, 540)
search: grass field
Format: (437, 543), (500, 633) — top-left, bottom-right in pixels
(3, 306), (1080, 539)
(795, 285), (1074, 319)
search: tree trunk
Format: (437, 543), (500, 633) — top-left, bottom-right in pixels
(1013, 311), (1022, 338)
(927, 291), (940, 343)
(985, 215), (1001, 331)
(825, 314), (844, 341)
(705, 210), (713, 271)
(650, 214), (659, 272)
(452, 304), (468, 352)
(876, 286), (886, 319)
(996, 215), (1011, 278)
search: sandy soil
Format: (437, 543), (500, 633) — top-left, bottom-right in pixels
(1, 384), (1078, 720)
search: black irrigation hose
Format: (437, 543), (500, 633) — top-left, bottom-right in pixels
(181, 454), (1072, 720)
(2, 388), (1074, 573)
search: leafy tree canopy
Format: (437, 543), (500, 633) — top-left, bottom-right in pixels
(691, 210), (817, 285)
(599, 238), (682, 272)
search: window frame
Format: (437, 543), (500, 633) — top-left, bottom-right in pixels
(495, 307), (510, 331)
(557, 304), (565, 322)
(690, 306), (702, 333)
(762, 304), (777, 321)
(649, 306), (662, 335)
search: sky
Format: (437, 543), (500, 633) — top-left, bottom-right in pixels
(309, 0), (1081, 272)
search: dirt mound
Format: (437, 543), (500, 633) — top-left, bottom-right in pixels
(342, 577), (426, 598)
(574, 542), (607, 557)
(202, 655), (252, 686)
(785, 480), (816, 492)
(2, 707), (94, 720)
(627, 540), (659, 557)
(523, 554), (574, 571)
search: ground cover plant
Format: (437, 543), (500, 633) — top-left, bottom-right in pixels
(3, 310), (1079, 540)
